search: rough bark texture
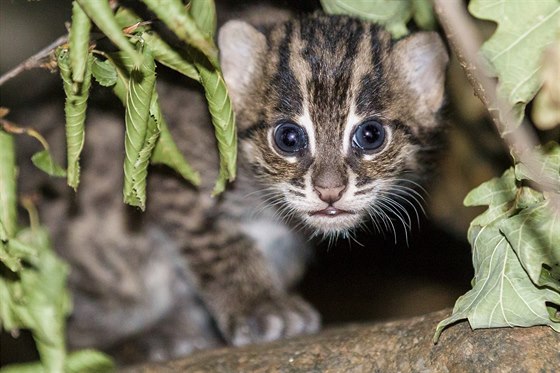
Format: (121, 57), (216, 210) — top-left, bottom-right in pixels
(121, 309), (559, 372)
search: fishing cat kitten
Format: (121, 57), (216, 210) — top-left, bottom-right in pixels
(29, 11), (447, 362)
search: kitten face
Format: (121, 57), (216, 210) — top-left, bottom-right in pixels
(219, 14), (448, 235)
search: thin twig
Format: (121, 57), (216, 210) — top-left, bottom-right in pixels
(433, 0), (560, 212)
(0, 34), (68, 87)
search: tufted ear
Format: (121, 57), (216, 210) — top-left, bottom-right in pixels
(218, 20), (267, 107)
(392, 32), (449, 113)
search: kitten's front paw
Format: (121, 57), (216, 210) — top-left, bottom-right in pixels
(223, 294), (320, 346)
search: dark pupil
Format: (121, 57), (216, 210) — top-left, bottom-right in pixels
(361, 124), (381, 144)
(281, 128), (299, 148)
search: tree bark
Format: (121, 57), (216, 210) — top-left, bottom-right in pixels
(122, 309), (559, 372)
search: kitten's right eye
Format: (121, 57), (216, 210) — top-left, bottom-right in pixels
(273, 122), (308, 155)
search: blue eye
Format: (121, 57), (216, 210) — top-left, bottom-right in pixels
(352, 120), (385, 153)
(273, 122), (308, 154)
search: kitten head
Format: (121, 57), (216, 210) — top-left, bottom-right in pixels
(219, 13), (448, 235)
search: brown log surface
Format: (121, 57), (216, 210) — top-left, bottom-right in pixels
(121, 309), (560, 372)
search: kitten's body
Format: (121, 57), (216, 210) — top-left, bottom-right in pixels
(24, 11), (447, 363)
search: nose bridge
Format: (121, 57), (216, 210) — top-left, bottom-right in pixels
(312, 151), (347, 188)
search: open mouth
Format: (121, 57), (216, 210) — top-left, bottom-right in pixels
(310, 206), (354, 217)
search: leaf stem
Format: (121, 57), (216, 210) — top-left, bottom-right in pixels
(433, 0), (560, 211)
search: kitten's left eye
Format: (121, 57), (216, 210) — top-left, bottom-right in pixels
(352, 120), (386, 153)
(273, 122), (308, 155)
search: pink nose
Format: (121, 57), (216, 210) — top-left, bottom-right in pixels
(314, 185), (346, 204)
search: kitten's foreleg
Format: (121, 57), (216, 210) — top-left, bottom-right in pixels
(182, 219), (320, 346)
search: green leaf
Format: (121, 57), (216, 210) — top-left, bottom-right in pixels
(435, 224), (560, 341)
(0, 349), (114, 373)
(0, 228), (71, 373)
(141, 0), (219, 67)
(76, 0), (143, 66)
(464, 168), (517, 226)
(500, 201), (560, 291)
(92, 58), (117, 87)
(189, 0), (217, 37)
(0, 243), (22, 272)
(320, 0), (412, 38)
(411, 0), (435, 31)
(514, 142), (560, 190)
(110, 52), (200, 187)
(469, 0), (560, 127)
(58, 48), (92, 188)
(0, 131), (17, 238)
(141, 31), (199, 81)
(31, 150), (67, 178)
(114, 6), (143, 29)
(68, 1), (92, 84)
(192, 54), (237, 195)
(122, 46), (157, 209)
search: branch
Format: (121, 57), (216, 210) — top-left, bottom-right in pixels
(433, 0), (560, 211)
(121, 309), (559, 372)
(0, 35), (68, 87)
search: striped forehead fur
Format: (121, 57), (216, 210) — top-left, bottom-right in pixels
(221, 12), (449, 235)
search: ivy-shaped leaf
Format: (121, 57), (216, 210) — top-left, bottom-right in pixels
(435, 224), (560, 341)
(320, 0), (435, 38)
(469, 0), (560, 127)
(500, 201), (560, 291)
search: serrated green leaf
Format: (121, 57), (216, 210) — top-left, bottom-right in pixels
(31, 150), (67, 178)
(191, 54), (236, 195)
(76, 0), (143, 66)
(189, 0), (217, 37)
(141, 32), (199, 81)
(435, 224), (560, 341)
(92, 58), (117, 87)
(0, 131), (17, 238)
(122, 46), (157, 209)
(141, 0), (219, 67)
(68, 1), (92, 84)
(58, 48), (92, 189)
(320, 0), (412, 38)
(469, 0), (560, 127)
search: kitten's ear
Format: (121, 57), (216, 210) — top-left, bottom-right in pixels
(392, 32), (449, 113)
(218, 20), (267, 103)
